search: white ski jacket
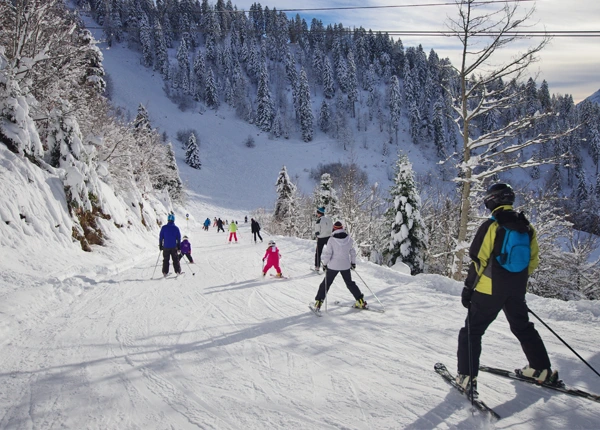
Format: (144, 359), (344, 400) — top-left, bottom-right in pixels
(321, 229), (356, 271)
(314, 215), (333, 239)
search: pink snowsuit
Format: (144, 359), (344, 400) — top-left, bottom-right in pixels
(262, 246), (281, 275)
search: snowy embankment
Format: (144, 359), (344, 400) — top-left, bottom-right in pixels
(1, 206), (600, 429)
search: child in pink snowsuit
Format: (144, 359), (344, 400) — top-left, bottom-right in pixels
(262, 240), (282, 277)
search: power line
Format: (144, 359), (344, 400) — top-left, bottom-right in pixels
(85, 25), (600, 38)
(245, 0), (537, 13)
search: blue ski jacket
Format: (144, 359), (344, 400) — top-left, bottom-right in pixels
(159, 222), (181, 249)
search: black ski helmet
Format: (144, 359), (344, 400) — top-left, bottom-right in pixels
(484, 183), (515, 211)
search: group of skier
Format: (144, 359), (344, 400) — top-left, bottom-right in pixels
(158, 182), (559, 400)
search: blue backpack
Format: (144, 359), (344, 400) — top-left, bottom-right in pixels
(495, 224), (531, 272)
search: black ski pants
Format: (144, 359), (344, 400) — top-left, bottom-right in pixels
(457, 290), (551, 377)
(253, 231), (263, 242)
(162, 247), (181, 275)
(314, 237), (330, 268)
(315, 268), (363, 302)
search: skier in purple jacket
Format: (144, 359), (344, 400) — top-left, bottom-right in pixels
(179, 236), (194, 263)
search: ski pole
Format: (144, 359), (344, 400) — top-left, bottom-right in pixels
(181, 254), (195, 276)
(528, 306), (600, 379)
(352, 269), (385, 311)
(467, 305), (475, 406)
(151, 249), (161, 279)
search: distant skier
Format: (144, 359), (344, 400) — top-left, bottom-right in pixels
(178, 235), (194, 263)
(251, 218), (263, 243)
(159, 213), (182, 276)
(313, 222), (366, 310)
(245, 216), (248, 223)
(213, 217), (217, 227)
(228, 220), (238, 243)
(262, 240), (283, 278)
(216, 218), (225, 232)
(313, 207), (332, 272)
(203, 218), (211, 231)
(456, 183), (556, 398)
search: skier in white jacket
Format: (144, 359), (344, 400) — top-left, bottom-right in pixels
(313, 207), (333, 271)
(313, 221), (367, 310)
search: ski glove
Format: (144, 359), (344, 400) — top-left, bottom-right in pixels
(323, 265), (327, 272)
(159, 245), (163, 251)
(351, 263), (356, 270)
(461, 287), (473, 308)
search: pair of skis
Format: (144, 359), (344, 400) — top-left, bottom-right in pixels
(308, 301), (384, 317)
(436, 363), (600, 420)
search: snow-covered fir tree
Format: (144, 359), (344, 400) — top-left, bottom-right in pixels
(318, 100), (331, 133)
(384, 152), (427, 274)
(158, 142), (184, 202)
(185, 133), (201, 169)
(314, 173), (338, 216)
(298, 69), (313, 142)
(205, 68), (219, 109)
(255, 61), (274, 132)
(273, 165), (299, 235)
(388, 75), (401, 144)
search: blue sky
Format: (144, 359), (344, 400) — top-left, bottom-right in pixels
(233, 0), (599, 103)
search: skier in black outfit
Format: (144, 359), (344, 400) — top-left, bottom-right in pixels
(456, 183), (556, 397)
(159, 213), (182, 276)
(216, 218), (225, 232)
(313, 207), (332, 271)
(251, 218), (263, 243)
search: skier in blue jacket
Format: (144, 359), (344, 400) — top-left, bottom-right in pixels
(159, 213), (182, 276)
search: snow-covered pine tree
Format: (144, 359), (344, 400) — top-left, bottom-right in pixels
(388, 75), (401, 145)
(139, 13), (153, 68)
(384, 152), (427, 274)
(176, 37), (191, 93)
(273, 165), (299, 236)
(432, 99), (446, 157)
(255, 61), (274, 132)
(318, 100), (331, 133)
(314, 173), (338, 216)
(133, 103), (152, 133)
(322, 57), (335, 99)
(192, 52), (206, 101)
(205, 68), (219, 109)
(185, 133), (201, 169)
(298, 68), (314, 142)
(347, 52), (358, 118)
(153, 21), (169, 78)
(159, 142), (184, 202)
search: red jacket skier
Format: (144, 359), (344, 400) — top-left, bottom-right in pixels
(262, 240), (283, 278)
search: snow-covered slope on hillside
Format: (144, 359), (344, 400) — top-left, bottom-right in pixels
(585, 89), (600, 105)
(96, 33), (440, 213)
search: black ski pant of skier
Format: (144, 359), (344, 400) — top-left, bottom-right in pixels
(217, 225), (225, 232)
(162, 247), (181, 275)
(315, 268), (363, 302)
(179, 253), (194, 263)
(314, 237), (329, 268)
(253, 231), (263, 242)
(457, 290), (551, 377)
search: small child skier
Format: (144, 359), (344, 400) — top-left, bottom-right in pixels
(262, 240), (283, 278)
(179, 235), (194, 263)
